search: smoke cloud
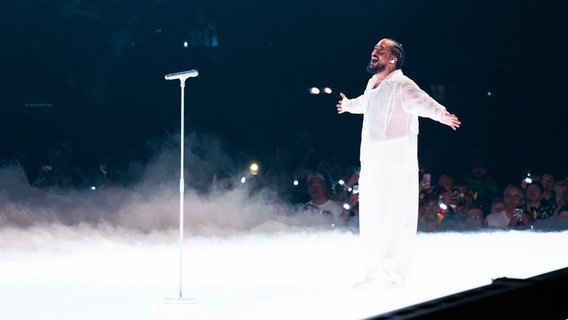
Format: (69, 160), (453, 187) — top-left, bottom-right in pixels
(0, 133), (331, 246)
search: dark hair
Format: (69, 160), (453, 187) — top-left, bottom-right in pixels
(526, 181), (544, 194)
(420, 192), (438, 205)
(386, 38), (405, 69)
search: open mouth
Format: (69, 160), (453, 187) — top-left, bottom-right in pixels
(371, 56), (379, 63)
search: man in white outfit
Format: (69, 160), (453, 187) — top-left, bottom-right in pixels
(336, 38), (461, 286)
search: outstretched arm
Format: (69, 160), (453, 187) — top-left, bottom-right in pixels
(336, 92), (366, 114)
(440, 111), (461, 130)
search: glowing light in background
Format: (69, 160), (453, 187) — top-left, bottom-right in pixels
(308, 87), (333, 95)
(249, 162), (259, 175)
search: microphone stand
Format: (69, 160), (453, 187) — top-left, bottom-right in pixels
(163, 70), (199, 304)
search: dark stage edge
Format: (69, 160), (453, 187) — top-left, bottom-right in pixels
(366, 267), (568, 320)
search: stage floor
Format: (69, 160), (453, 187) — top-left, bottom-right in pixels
(1, 225), (567, 320)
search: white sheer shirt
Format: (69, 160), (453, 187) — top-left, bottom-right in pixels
(340, 70), (447, 143)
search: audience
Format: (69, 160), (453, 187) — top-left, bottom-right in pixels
(8, 135), (568, 232)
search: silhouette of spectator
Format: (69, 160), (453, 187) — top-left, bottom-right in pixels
(462, 159), (500, 212)
(540, 173), (556, 203)
(489, 197), (505, 216)
(462, 204), (486, 231)
(549, 179), (568, 217)
(298, 172), (348, 227)
(524, 181), (554, 220)
(418, 193), (443, 232)
(486, 184), (532, 229)
(339, 168), (360, 229)
(433, 173), (459, 210)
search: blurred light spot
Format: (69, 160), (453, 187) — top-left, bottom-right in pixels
(249, 162), (259, 175)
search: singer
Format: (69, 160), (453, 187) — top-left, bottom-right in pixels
(336, 38), (461, 287)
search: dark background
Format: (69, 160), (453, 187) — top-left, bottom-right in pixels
(1, 0), (567, 186)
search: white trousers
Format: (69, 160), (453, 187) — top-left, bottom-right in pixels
(358, 136), (419, 284)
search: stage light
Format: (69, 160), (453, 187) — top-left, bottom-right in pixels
(249, 162), (259, 175)
(309, 87), (320, 95)
(323, 87), (333, 94)
(184, 41), (189, 48)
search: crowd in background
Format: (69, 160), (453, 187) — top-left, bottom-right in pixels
(280, 159), (568, 233)
(10, 136), (568, 233)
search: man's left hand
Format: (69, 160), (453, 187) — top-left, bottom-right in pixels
(441, 111), (461, 130)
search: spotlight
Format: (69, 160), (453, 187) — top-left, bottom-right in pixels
(249, 162), (259, 175)
(323, 87), (333, 94)
(183, 41), (189, 48)
(309, 87), (320, 95)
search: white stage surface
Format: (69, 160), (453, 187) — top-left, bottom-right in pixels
(2, 226), (567, 320)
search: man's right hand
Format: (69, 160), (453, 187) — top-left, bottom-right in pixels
(337, 92), (348, 113)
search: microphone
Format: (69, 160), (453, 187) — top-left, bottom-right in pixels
(165, 69), (199, 80)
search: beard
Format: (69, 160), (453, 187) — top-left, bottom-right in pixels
(366, 61), (386, 74)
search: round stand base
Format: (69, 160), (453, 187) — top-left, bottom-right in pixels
(163, 296), (199, 304)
